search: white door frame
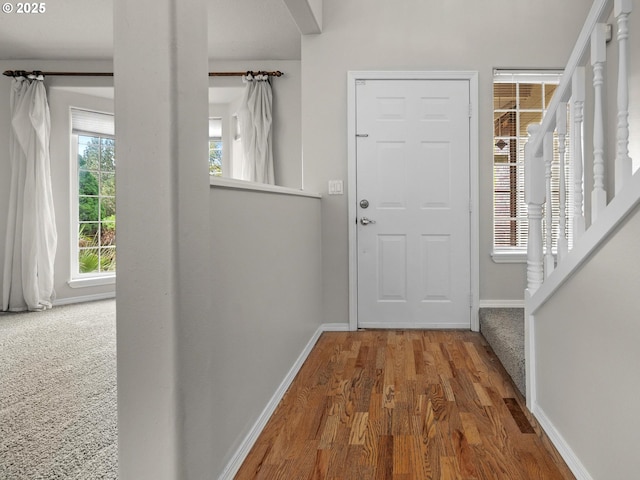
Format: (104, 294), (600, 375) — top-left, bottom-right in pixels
(347, 71), (480, 332)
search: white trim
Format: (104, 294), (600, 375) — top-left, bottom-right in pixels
(68, 275), (116, 289)
(210, 176), (321, 199)
(493, 69), (564, 83)
(359, 322), (471, 330)
(524, 303), (536, 409)
(468, 73), (480, 332)
(70, 132), (80, 278)
(479, 299), (525, 309)
(218, 323), (346, 480)
(53, 291), (116, 306)
(491, 250), (527, 264)
(492, 250), (560, 266)
(532, 404), (595, 480)
(69, 124), (117, 281)
(321, 323), (350, 332)
(347, 73), (358, 332)
(347, 71), (480, 332)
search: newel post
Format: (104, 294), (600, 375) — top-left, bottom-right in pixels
(615, 0), (633, 194)
(525, 125), (545, 295)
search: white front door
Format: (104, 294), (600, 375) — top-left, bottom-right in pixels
(356, 79), (471, 328)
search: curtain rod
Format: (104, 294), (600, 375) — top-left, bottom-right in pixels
(2, 70), (284, 78)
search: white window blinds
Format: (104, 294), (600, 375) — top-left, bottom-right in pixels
(71, 108), (114, 137)
(493, 69), (572, 253)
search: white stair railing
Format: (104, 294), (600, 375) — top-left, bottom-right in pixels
(571, 67), (586, 238)
(592, 23), (608, 222)
(525, 0), (634, 296)
(525, 125), (545, 293)
(616, 0), (633, 193)
(557, 103), (569, 261)
(543, 132), (555, 278)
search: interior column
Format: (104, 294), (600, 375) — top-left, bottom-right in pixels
(113, 0), (211, 478)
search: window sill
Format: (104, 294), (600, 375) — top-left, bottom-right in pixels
(210, 176), (321, 199)
(491, 250), (527, 264)
(68, 275), (116, 289)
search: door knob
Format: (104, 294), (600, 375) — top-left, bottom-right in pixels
(360, 217), (376, 225)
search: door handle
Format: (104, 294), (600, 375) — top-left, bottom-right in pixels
(360, 217), (376, 225)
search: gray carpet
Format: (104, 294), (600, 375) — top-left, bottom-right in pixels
(479, 307), (526, 397)
(0, 299), (117, 479)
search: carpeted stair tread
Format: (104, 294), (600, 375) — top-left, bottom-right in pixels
(479, 308), (525, 396)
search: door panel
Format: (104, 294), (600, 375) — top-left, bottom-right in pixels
(377, 235), (407, 301)
(356, 79), (470, 328)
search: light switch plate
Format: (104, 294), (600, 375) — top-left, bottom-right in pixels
(328, 180), (344, 195)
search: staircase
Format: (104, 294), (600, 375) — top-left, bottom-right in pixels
(515, 0), (640, 477)
(479, 308), (525, 397)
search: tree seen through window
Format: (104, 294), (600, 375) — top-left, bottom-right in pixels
(78, 135), (116, 274)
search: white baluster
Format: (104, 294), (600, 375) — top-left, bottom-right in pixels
(556, 103), (569, 261)
(525, 125), (545, 294)
(591, 23), (607, 222)
(543, 132), (555, 277)
(615, 0), (633, 194)
(572, 67), (586, 238)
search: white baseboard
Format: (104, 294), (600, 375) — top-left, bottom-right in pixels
(479, 299), (525, 308)
(532, 404), (594, 480)
(359, 322), (470, 329)
(53, 291), (116, 306)
(218, 323), (345, 480)
(321, 323), (350, 331)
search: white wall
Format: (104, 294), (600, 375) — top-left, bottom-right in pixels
(533, 203), (640, 479)
(208, 186), (324, 473)
(208, 60), (302, 189)
(0, 60), (115, 306)
(300, 0), (594, 322)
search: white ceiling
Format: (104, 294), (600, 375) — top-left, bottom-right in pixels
(0, 0), (301, 61)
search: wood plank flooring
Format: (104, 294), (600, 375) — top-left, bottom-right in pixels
(235, 330), (574, 480)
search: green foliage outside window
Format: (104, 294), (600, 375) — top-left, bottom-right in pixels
(78, 135), (116, 274)
(209, 139), (222, 176)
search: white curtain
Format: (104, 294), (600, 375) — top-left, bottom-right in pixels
(2, 74), (57, 312)
(237, 73), (275, 184)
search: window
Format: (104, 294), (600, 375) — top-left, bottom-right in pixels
(209, 117), (222, 176)
(493, 70), (571, 260)
(71, 109), (116, 279)
(231, 114), (245, 179)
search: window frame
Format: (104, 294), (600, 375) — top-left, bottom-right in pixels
(492, 70), (571, 263)
(209, 117), (223, 177)
(209, 137), (223, 176)
(69, 108), (117, 287)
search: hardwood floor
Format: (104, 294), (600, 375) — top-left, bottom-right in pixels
(235, 330), (575, 480)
